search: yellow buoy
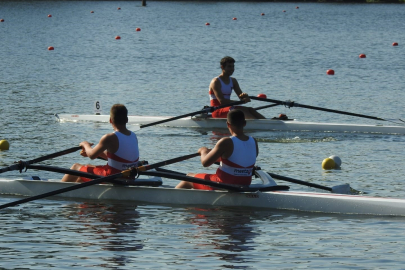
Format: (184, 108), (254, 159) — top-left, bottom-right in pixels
(322, 158), (335, 170)
(0, 140), (10, 151)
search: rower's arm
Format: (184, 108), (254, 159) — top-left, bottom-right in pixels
(232, 78), (251, 103)
(200, 138), (233, 167)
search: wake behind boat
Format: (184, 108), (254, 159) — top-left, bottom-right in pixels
(2, 170), (405, 216)
(55, 113), (405, 135)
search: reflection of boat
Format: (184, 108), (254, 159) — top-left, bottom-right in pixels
(2, 171), (405, 216)
(54, 114), (405, 135)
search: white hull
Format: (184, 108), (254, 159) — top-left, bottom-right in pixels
(55, 114), (405, 135)
(2, 172), (405, 216)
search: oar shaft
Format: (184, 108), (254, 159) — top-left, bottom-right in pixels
(254, 104), (280, 111)
(0, 171), (125, 210)
(140, 100), (245, 128)
(0, 146), (82, 174)
(137, 153), (200, 172)
(268, 172), (332, 192)
(250, 96), (386, 122)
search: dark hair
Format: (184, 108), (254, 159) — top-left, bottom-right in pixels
(227, 109), (245, 128)
(110, 104), (128, 125)
(220, 56), (235, 68)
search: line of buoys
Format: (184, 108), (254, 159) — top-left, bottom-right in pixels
(48, 46), (54, 50)
(115, 36), (121, 40)
(359, 54), (366, 58)
(392, 42), (398, 46)
(326, 69), (335, 75)
(0, 140), (9, 151)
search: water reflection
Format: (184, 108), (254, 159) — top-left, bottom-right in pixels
(186, 207), (260, 267)
(64, 202), (143, 267)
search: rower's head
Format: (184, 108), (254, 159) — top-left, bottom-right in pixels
(220, 56), (235, 74)
(110, 104), (128, 125)
(227, 109), (246, 129)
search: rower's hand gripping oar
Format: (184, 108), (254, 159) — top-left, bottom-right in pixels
(267, 172), (359, 195)
(0, 146), (82, 174)
(140, 100), (246, 128)
(249, 96), (404, 125)
(0, 153), (200, 210)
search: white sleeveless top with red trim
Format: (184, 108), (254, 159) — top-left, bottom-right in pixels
(216, 136), (256, 186)
(107, 131), (139, 171)
(209, 77), (233, 106)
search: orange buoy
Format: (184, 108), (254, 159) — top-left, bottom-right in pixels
(0, 19), (4, 22)
(326, 69), (335, 75)
(135, 28), (141, 32)
(261, 13), (265, 16)
(48, 46), (54, 50)
(232, 17), (237, 20)
(48, 14), (52, 17)
(359, 54), (366, 58)
(392, 42), (398, 46)
(117, 7), (121, 10)
(205, 22), (210, 26)
(257, 93), (267, 99)
(115, 36), (121, 40)
(90, 11), (94, 13)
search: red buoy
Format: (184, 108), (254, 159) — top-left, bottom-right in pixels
(257, 93), (267, 99)
(232, 17), (237, 20)
(359, 54), (366, 58)
(48, 46), (54, 50)
(296, 6), (299, 9)
(115, 36), (121, 40)
(205, 22), (210, 26)
(48, 14), (52, 18)
(392, 42), (398, 46)
(261, 13), (265, 16)
(326, 69), (335, 75)
(90, 11), (94, 13)
(135, 28), (141, 32)
(117, 7), (121, 10)
(0, 19), (4, 22)
(283, 10), (286, 12)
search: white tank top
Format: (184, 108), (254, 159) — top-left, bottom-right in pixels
(209, 77), (233, 104)
(107, 131), (139, 170)
(216, 136), (256, 184)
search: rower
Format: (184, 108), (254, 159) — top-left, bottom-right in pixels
(61, 104), (139, 182)
(176, 109), (259, 190)
(209, 56), (265, 119)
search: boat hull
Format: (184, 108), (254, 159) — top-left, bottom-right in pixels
(2, 176), (405, 216)
(55, 114), (405, 135)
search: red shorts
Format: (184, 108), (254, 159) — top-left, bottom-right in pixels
(211, 107), (231, 118)
(79, 165), (121, 182)
(192, 173), (221, 191)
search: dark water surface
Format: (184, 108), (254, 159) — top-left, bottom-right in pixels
(1, 1), (405, 269)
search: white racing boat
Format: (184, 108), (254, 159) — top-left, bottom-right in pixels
(2, 170), (405, 216)
(54, 113), (405, 135)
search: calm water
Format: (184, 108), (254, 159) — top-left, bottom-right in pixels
(1, 1), (405, 269)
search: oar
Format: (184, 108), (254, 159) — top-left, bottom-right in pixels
(0, 146), (82, 174)
(254, 103), (280, 111)
(267, 172), (356, 194)
(140, 170), (289, 192)
(140, 100), (245, 128)
(0, 153), (200, 210)
(249, 96), (404, 124)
